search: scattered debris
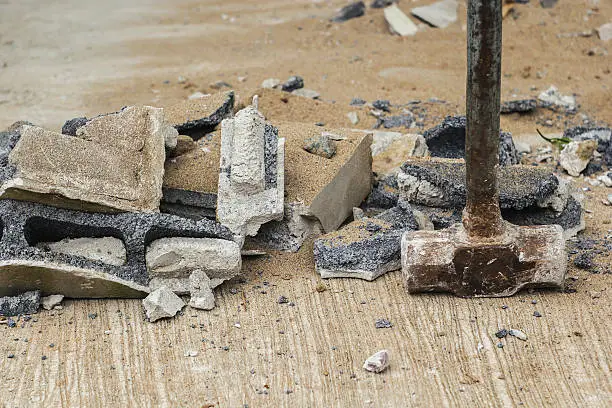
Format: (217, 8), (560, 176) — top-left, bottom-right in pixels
(165, 91), (234, 139)
(363, 350), (390, 373)
(332, 2), (366, 23)
(143, 286), (185, 322)
(372, 100), (391, 112)
(495, 329), (508, 339)
(281, 76), (304, 92)
(559, 140), (598, 177)
(379, 114), (414, 129)
(384, 4), (418, 37)
(303, 133), (337, 159)
(411, 0), (458, 29)
(347, 111), (359, 125)
(598, 23), (612, 42)
(508, 329), (528, 341)
(292, 88), (320, 99)
(370, 0), (395, 8)
(538, 86), (577, 113)
(217, 98), (285, 238)
(277, 295), (289, 304)
(573, 252), (594, 270)
(501, 99), (537, 114)
(0, 291), (40, 316)
(184, 350), (199, 357)
(375, 318), (392, 328)
(41, 294), (64, 310)
(540, 0), (557, 9)
(261, 78), (281, 89)
(210, 81), (232, 90)
(564, 127), (611, 166)
(350, 98), (366, 106)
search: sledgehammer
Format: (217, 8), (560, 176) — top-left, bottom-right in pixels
(401, 0), (567, 297)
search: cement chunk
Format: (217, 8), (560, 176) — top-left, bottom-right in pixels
(411, 0), (457, 28)
(398, 158), (559, 210)
(188, 270), (216, 310)
(37, 237), (126, 266)
(165, 91), (234, 139)
(363, 350), (390, 373)
(564, 127), (611, 166)
(0, 291), (40, 316)
(41, 294), (64, 310)
(538, 86), (577, 113)
(560, 140), (597, 176)
(217, 102), (285, 238)
(384, 4), (418, 36)
(2, 106), (168, 213)
(143, 286), (185, 322)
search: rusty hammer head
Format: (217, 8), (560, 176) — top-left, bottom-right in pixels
(401, 0), (567, 297)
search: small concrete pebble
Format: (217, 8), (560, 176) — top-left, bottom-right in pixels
(184, 350), (199, 357)
(375, 318), (392, 328)
(372, 99), (391, 112)
(350, 97), (366, 106)
(363, 349), (390, 373)
(533, 311), (542, 318)
(509, 329), (528, 341)
(278, 296), (289, 304)
(303, 134), (337, 159)
(281, 76), (304, 92)
(495, 329), (508, 339)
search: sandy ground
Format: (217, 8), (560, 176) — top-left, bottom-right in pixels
(0, 0), (611, 406)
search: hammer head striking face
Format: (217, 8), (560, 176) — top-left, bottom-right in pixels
(401, 222), (566, 297)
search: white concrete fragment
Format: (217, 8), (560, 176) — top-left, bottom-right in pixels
(538, 86), (577, 111)
(41, 294), (64, 311)
(560, 140), (597, 177)
(217, 100), (285, 237)
(598, 22), (612, 41)
(261, 78), (281, 89)
(537, 177), (569, 213)
(384, 5), (418, 36)
(514, 140), (532, 154)
(37, 237), (127, 266)
(292, 88), (320, 99)
(146, 238), (242, 287)
(411, 0), (458, 29)
(143, 286), (185, 322)
(397, 171), (448, 207)
(509, 329), (528, 341)
(370, 132), (427, 157)
(188, 91), (208, 100)
(188, 270), (216, 310)
(597, 174), (612, 187)
(347, 111), (359, 125)
(363, 350), (390, 373)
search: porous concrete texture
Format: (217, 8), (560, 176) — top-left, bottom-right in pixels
(146, 237), (241, 293)
(37, 237), (127, 267)
(0, 199), (232, 298)
(143, 286), (185, 322)
(560, 140), (598, 176)
(398, 158), (559, 210)
(164, 91), (234, 139)
(402, 221), (567, 297)
(314, 201), (418, 281)
(422, 116), (519, 166)
(217, 102), (285, 238)
(564, 126), (611, 165)
(2, 106), (170, 213)
(245, 202), (324, 252)
(0, 290), (40, 316)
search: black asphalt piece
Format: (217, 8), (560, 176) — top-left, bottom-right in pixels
(160, 187), (217, 220)
(410, 204), (461, 229)
(573, 252), (594, 270)
(314, 201), (418, 276)
(370, 0), (395, 8)
(423, 116), (520, 165)
(375, 318), (392, 328)
(502, 196), (583, 232)
(331, 1), (366, 22)
(372, 100), (391, 112)
(174, 91), (235, 138)
(501, 99), (537, 114)
(379, 114), (413, 129)
(61, 117), (88, 136)
(564, 126), (612, 165)
(400, 159), (559, 210)
(264, 123), (279, 188)
(281, 76), (304, 93)
(0, 199), (233, 290)
(350, 98), (366, 106)
(363, 175), (399, 210)
(0, 291), (40, 316)
(0, 130), (21, 182)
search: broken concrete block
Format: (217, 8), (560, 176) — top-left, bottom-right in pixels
(332, 1), (366, 23)
(314, 201), (418, 281)
(371, 132), (429, 175)
(423, 116), (519, 165)
(564, 127), (611, 166)
(411, 0), (457, 29)
(143, 286), (185, 322)
(164, 91), (234, 139)
(398, 158), (559, 210)
(0, 291), (40, 316)
(560, 140), (597, 177)
(37, 237), (126, 267)
(292, 88), (320, 99)
(146, 237), (241, 293)
(188, 270), (216, 310)
(303, 134), (337, 159)
(363, 350), (390, 373)
(538, 86), (577, 113)
(0, 199), (232, 298)
(41, 294), (64, 310)
(384, 4), (418, 36)
(501, 99), (537, 114)
(3, 106), (169, 213)
(217, 101), (285, 238)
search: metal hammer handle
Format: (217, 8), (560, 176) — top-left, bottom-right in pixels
(464, 0), (504, 239)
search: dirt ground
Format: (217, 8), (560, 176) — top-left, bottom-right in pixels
(0, 0), (611, 406)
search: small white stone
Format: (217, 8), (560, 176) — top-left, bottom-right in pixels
(559, 140), (598, 177)
(384, 4), (418, 36)
(509, 329), (528, 341)
(184, 350), (199, 357)
(188, 91), (208, 100)
(41, 294), (64, 311)
(261, 78), (281, 89)
(363, 349), (390, 373)
(598, 22), (612, 41)
(104, 330), (111, 335)
(143, 286), (185, 322)
(292, 88), (320, 99)
(347, 111), (359, 125)
(514, 140), (532, 154)
(538, 86), (577, 111)
(596, 175), (612, 187)
(188, 270), (216, 311)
